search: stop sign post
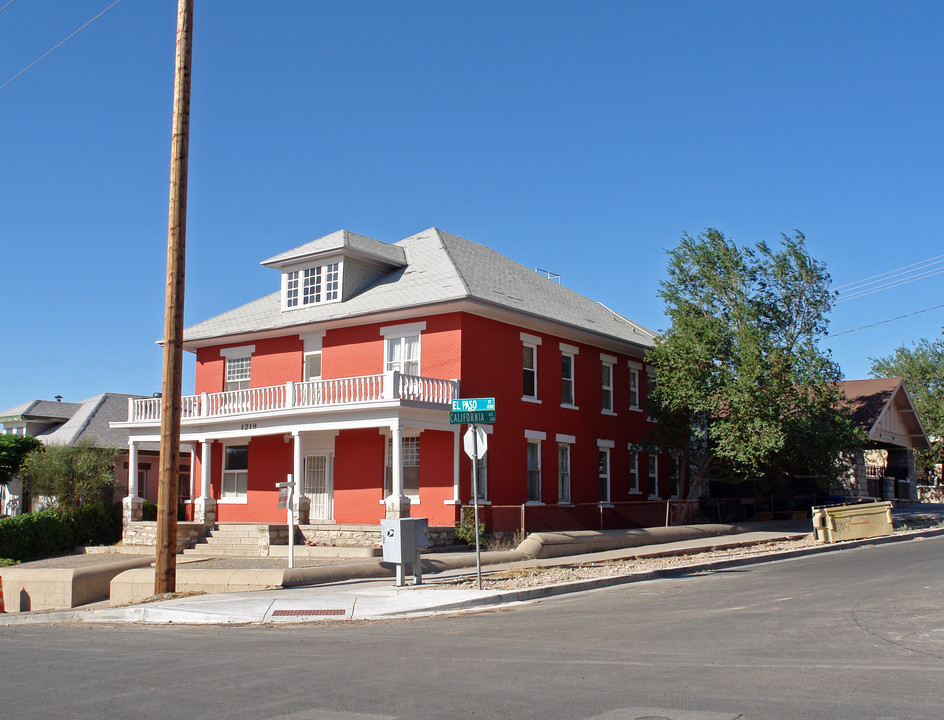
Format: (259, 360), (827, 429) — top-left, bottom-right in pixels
(452, 399), (495, 590)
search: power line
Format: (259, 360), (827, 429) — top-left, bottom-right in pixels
(0, 0), (123, 92)
(0, 1), (18, 16)
(834, 252), (944, 305)
(837, 266), (944, 303)
(828, 303), (944, 338)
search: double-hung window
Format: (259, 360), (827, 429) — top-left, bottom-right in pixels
(648, 455), (659, 498)
(646, 372), (659, 421)
(221, 346), (255, 392)
(628, 362), (641, 410)
(521, 333), (541, 401)
(560, 343), (578, 407)
(601, 354), (615, 413)
(628, 450), (639, 493)
(222, 445), (248, 500)
(382, 322), (424, 377)
(557, 443), (571, 504)
(597, 441), (613, 503)
(671, 455), (681, 498)
(526, 440), (542, 502)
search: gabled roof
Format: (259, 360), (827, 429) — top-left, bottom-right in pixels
(1, 394), (146, 449)
(839, 378), (930, 449)
(261, 229), (407, 269)
(184, 227), (658, 350)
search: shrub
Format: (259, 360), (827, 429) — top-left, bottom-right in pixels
(455, 506), (485, 547)
(0, 501), (122, 562)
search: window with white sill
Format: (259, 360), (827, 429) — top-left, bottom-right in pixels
(557, 443), (571, 503)
(222, 445), (248, 500)
(601, 361), (614, 412)
(526, 440), (542, 502)
(598, 448), (610, 503)
(224, 356), (251, 392)
(385, 334), (420, 376)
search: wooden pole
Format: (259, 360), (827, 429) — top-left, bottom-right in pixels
(156, 0), (193, 595)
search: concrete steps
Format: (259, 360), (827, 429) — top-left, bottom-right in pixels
(182, 523), (383, 558)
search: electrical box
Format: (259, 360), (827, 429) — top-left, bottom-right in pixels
(380, 517), (429, 563)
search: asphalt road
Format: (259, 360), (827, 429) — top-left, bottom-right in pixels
(1, 535), (941, 720)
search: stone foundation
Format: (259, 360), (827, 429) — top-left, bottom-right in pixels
(122, 521), (208, 552)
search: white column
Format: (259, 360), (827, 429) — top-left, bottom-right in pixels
(188, 445), (197, 501)
(293, 431), (305, 498)
(391, 421), (403, 497)
(128, 440), (139, 498)
(200, 439), (212, 499)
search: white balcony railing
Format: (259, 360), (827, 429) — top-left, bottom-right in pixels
(126, 371), (459, 423)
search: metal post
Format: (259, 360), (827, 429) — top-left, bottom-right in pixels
(287, 474), (295, 569)
(471, 424), (482, 591)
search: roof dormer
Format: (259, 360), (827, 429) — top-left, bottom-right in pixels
(262, 230), (407, 312)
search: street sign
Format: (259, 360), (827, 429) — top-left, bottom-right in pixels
(463, 425), (488, 460)
(449, 397), (496, 425)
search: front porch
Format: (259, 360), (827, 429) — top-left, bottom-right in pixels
(113, 371), (463, 531)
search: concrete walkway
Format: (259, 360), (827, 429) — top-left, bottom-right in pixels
(4, 510), (943, 626)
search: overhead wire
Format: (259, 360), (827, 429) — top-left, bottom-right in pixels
(0, 1), (18, 16)
(0, 0), (123, 91)
(828, 303), (944, 338)
(835, 252), (944, 302)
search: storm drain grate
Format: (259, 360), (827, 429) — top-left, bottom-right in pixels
(272, 609), (347, 617)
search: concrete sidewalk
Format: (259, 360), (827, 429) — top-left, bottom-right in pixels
(3, 509), (942, 626)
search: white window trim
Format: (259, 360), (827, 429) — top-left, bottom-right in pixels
(526, 436), (542, 504)
(300, 331), (325, 353)
(601, 355), (615, 415)
(281, 259), (343, 311)
(220, 345), (255, 359)
(555, 433), (575, 444)
(561, 350), (577, 410)
(220, 442), (249, 504)
(628, 448), (640, 495)
(380, 321), (427, 338)
(557, 442), (572, 505)
(648, 455), (660, 500)
(598, 446), (611, 504)
(522, 340), (539, 402)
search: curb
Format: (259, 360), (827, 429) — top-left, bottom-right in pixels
(379, 526), (944, 618)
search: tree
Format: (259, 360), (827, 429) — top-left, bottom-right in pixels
(18, 441), (119, 512)
(0, 434), (42, 486)
(647, 229), (862, 497)
(869, 337), (944, 481)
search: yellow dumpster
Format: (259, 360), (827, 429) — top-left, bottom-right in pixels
(811, 501), (893, 543)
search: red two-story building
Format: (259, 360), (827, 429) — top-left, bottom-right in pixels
(114, 228), (674, 538)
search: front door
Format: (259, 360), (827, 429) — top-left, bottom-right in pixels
(304, 454), (332, 520)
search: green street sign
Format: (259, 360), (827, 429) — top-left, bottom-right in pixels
(450, 410), (496, 425)
(449, 397), (496, 425)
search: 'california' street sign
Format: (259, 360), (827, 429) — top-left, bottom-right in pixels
(449, 397), (496, 424)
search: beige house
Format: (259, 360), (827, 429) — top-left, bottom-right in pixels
(835, 378), (930, 501)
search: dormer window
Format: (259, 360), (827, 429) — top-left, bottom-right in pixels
(282, 262), (341, 310)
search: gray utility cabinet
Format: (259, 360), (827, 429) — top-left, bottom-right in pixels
(380, 518), (429, 563)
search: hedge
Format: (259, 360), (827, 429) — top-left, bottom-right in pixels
(0, 502), (122, 562)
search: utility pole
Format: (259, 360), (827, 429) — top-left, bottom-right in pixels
(156, 0), (193, 595)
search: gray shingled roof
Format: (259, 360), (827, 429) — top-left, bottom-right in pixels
(261, 229), (407, 268)
(2, 394), (146, 449)
(0, 400), (81, 423)
(183, 228), (658, 349)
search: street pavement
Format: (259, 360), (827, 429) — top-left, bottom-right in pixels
(3, 505), (943, 626)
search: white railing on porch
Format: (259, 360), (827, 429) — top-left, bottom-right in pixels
(127, 371), (459, 422)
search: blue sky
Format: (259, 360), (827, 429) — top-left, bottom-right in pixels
(1, 0), (942, 414)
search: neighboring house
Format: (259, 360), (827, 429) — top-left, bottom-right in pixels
(112, 227), (674, 534)
(835, 377), (930, 501)
(0, 393), (192, 515)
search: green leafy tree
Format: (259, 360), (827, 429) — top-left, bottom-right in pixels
(18, 441), (119, 512)
(647, 229), (862, 497)
(869, 337), (944, 481)
(0, 434), (42, 486)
